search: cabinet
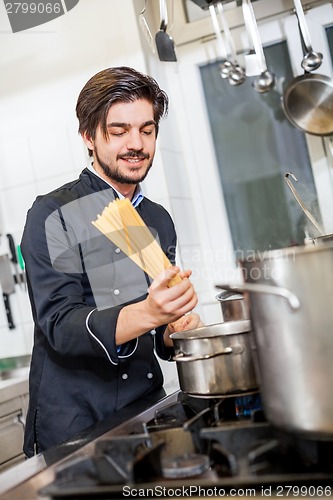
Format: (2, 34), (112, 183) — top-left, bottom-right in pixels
(0, 377), (29, 471)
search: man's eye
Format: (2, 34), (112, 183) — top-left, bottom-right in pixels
(110, 129), (125, 136)
(142, 129), (154, 135)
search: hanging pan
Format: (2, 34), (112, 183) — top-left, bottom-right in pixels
(282, 0), (333, 136)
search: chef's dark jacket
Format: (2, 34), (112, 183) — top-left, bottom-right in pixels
(21, 168), (176, 457)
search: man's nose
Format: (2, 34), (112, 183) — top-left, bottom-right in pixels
(126, 130), (144, 150)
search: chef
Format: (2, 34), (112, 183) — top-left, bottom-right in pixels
(21, 66), (202, 457)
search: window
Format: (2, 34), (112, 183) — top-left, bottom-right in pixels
(199, 41), (321, 252)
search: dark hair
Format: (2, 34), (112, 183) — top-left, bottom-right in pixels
(76, 66), (169, 156)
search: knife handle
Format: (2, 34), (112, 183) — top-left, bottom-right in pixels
(3, 293), (15, 329)
(17, 245), (25, 271)
(7, 234), (18, 264)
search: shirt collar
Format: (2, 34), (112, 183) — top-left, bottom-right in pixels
(87, 163), (144, 208)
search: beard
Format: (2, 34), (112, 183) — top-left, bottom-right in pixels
(94, 147), (153, 185)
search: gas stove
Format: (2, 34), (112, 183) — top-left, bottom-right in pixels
(40, 391), (333, 498)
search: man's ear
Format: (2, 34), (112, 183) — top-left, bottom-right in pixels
(81, 131), (94, 151)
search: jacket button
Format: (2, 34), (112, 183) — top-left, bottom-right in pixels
(113, 289), (120, 296)
(147, 373), (153, 379)
(115, 248), (121, 254)
(122, 373), (128, 380)
(150, 329), (156, 335)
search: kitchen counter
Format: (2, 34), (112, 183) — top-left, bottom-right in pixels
(0, 370), (29, 472)
(0, 386), (179, 500)
(0, 374), (28, 402)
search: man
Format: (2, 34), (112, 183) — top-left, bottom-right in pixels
(21, 66), (202, 457)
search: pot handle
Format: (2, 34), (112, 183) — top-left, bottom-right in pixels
(215, 290), (243, 301)
(216, 283), (300, 310)
(173, 345), (245, 362)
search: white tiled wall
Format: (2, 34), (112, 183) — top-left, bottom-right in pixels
(0, 0), (222, 374)
(0, 0), (149, 359)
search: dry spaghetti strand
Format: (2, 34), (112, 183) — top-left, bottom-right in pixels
(92, 198), (181, 286)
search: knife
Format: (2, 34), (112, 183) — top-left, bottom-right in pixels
(17, 245), (27, 290)
(7, 233), (23, 289)
(0, 254), (16, 329)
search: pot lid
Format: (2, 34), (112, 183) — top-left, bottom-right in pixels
(170, 320), (251, 340)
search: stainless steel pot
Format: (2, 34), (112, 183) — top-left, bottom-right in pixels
(217, 242), (333, 437)
(170, 321), (258, 397)
(281, 0), (333, 136)
(282, 73), (333, 136)
(215, 290), (249, 321)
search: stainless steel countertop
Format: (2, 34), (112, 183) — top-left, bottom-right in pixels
(0, 388), (179, 500)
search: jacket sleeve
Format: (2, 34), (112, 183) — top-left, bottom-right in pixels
(21, 195), (123, 365)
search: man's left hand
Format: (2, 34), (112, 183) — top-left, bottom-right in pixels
(164, 313), (204, 347)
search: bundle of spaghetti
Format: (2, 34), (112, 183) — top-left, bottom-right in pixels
(92, 198), (181, 287)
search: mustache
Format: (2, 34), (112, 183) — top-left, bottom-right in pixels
(118, 151), (149, 160)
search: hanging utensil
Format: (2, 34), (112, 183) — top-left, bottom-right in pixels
(282, 72), (333, 136)
(282, 2), (333, 136)
(284, 172), (324, 235)
(139, 0), (156, 54)
(208, 4), (230, 78)
(155, 0), (177, 62)
(293, 0), (323, 72)
(216, 2), (246, 86)
(242, 0), (275, 93)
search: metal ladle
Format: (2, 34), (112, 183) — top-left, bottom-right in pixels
(242, 0), (275, 93)
(293, 0), (323, 72)
(216, 2), (246, 86)
(284, 172), (324, 235)
(209, 4), (231, 79)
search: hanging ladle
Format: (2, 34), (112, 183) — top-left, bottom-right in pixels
(293, 0), (323, 72)
(242, 0), (275, 93)
(284, 172), (324, 235)
(216, 2), (246, 86)
(208, 4), (231, 79)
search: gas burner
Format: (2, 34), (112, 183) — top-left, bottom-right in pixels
(39, 391), (333, 499)
(161, 453), (210, 478)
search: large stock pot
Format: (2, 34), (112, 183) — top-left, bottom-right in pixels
(170, 320), (258, 397)
(218, 242), (333, 437)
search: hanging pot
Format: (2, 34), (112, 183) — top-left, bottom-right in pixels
(283, 73), (333, 136)
(282, 0), (333, 136)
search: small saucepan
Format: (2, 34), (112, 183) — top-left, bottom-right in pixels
(170, 321), (258, 397)
(282, 0), (333, 136)
(283, 73), (333, 136)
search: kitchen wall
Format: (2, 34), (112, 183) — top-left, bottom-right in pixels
(0, 0), (225, 388)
